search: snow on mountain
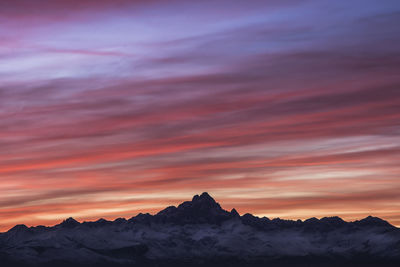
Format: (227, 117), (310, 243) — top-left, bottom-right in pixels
(0, 192), (399, 266)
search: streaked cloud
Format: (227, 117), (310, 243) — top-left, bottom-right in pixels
(0, 0), (399, 231)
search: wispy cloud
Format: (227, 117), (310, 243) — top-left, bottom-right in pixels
(0, 0), (400, 231)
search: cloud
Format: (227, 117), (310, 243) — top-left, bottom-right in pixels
(0, 0), (400, 231)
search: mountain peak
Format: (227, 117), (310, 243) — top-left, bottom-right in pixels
(2, 202), (400, 266)
(183, 192), (221, 212)
(155, 192), (232, 224)
(192, 192), (215, 203)
(230, 208), (240, 217)
(59, 217), (80, 228)
(355, 216), (393, 228)
(8, 224), (28, 232)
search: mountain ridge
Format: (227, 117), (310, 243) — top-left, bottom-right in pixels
(1, 192), (399, 267)
(5, 192), (397, 231)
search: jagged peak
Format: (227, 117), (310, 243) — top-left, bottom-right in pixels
(230, 208), (240, 217)
(177, 192), (221, 210)
(59, 217), (80, 228)
(192, 192), (215, 203)
(64, 217), (78, 222)
(153, 192), (231, 224)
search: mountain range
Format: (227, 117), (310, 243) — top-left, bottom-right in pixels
(1, 192), (399, 266)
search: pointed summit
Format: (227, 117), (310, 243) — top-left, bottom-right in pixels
(192, 192), (215, 203)
(182, 192), (222, 214)
(230, 208), (240, 217)
(59, 217), (80, 228)
(155, 192), (231, 224)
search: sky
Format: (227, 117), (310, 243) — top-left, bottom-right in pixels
(0, 0), (400, 231)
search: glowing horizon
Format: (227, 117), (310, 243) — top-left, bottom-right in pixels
(1, 0), (400, 231)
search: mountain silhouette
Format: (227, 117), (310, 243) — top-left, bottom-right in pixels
(58, 217), (80, 228)
(0, 192), (399, 267)
(154, 192), (236, 224)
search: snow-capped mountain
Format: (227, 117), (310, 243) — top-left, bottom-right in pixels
(0, 192), (399, 266)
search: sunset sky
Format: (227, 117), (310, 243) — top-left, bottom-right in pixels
(1, 0), (400, 231)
